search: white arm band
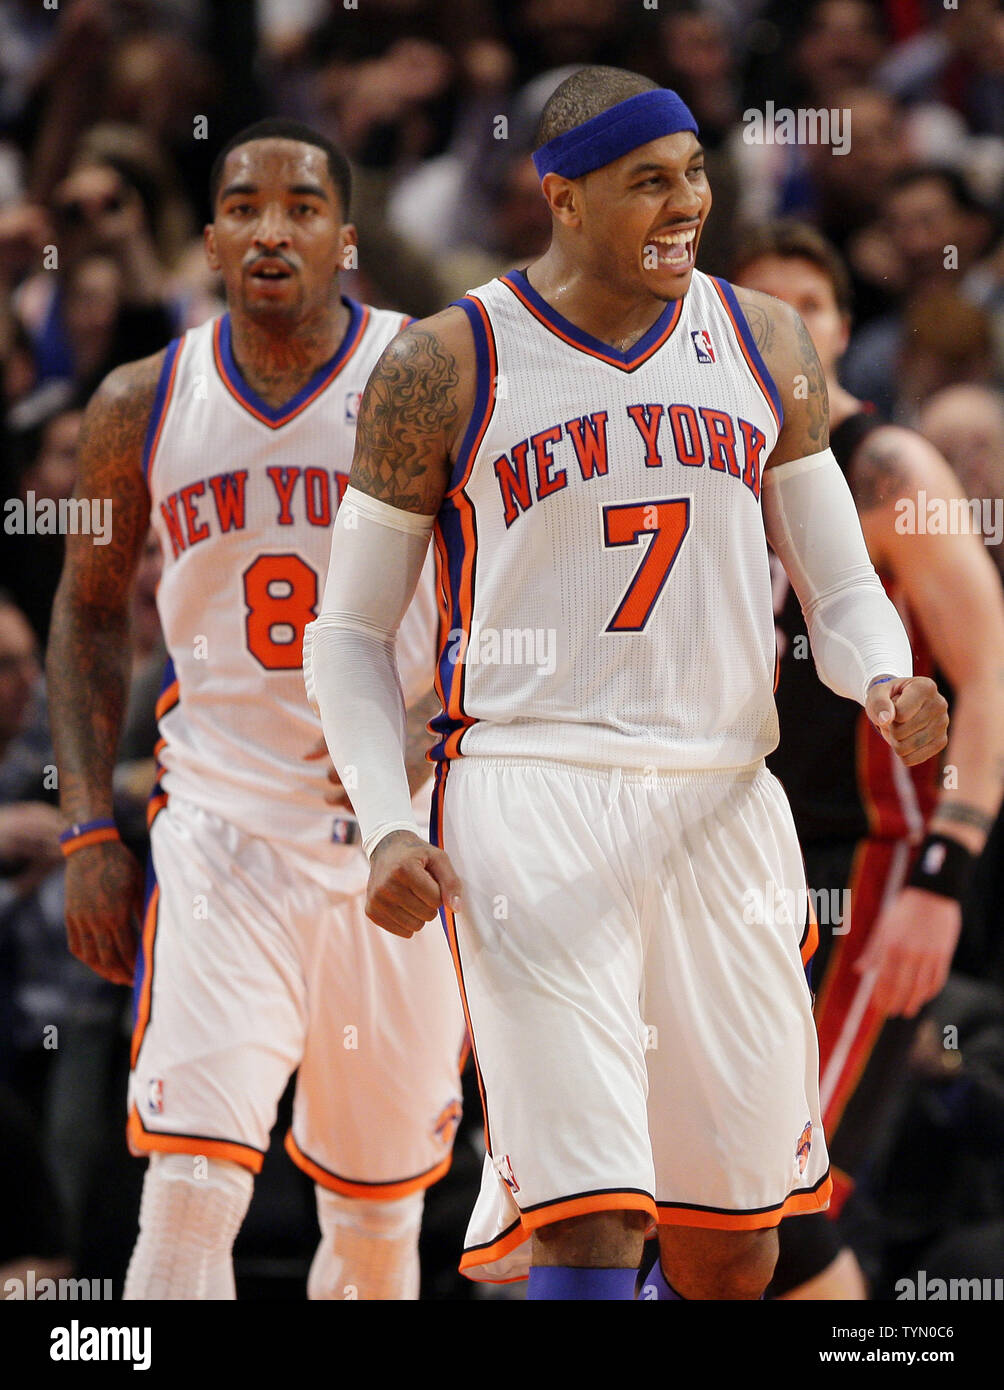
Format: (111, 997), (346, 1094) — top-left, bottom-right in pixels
(302, 486), (436, 856)
(763, 448), (913, 705)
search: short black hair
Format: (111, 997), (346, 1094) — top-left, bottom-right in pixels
(887, 163), (989, 219)
(535, 66), (660, 149)
(732, 220), (854, 317)
(209, 119), (351, 216)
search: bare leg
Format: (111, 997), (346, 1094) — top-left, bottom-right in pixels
(657, 1225), (779, 1300)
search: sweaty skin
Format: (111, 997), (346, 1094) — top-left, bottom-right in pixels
(47, 356), (160, 984)
(339, 128), (949, 1292)
(46, 138), (418, 986)
(351, 270), (948, 943)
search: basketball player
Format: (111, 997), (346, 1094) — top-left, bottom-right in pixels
(46, 120), (465, 1300)
(303, 68), (949, 1300)
(732, 222), (1004, 1299)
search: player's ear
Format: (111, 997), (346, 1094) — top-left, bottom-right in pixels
(339, 222), (358, 262)
(204, 222), (220, 272)
(540, 172), (581, 228)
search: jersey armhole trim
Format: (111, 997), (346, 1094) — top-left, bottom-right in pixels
(446, 295), (498, 498)
(141, 335), (185, 485)
(708, 278), (784, 435)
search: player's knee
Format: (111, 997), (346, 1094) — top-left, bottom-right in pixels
(313, 1186), (424, 1240)
(309, 1188), (424, 1301)
(719, 1229), (778, 1299)
(532, 1208), (649, 1268)
(660, 1226), (778, 1300)
(123, 1153), (254, 1299)
(141, 1152), (254, 1237)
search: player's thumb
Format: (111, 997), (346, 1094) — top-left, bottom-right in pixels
(868, 679), (896, 728)
(425, 848), (464, 913)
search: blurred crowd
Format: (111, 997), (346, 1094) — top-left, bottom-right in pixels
(0, 0), (1002, 1300)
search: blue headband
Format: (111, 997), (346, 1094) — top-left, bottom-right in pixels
(532, 89), (699, 181)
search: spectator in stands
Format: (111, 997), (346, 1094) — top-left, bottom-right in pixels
(842, 166), (999, 414)
(0, 405), (83, 648)
(919, 384), (1004, 583)
(877, 0), (1004, 139)
(793, 0), (889, 108)
(402, 151), (550, 304)
(895, 290), (997, 422)
(12, 139), (179, 395)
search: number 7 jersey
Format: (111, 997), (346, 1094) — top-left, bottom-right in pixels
(145, 299), (437, 847)
(432, 268), (784, 769)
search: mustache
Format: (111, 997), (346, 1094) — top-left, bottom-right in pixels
(246, 252), (297, 271)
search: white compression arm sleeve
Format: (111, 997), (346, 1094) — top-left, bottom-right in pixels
(303, 486), (436, 856)
(762, 448), (913, 705)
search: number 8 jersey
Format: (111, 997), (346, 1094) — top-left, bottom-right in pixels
(431, 268), (784, 770)
(146, 299), (437, 847)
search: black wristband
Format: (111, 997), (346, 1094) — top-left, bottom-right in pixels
(907, 833), (976, 903)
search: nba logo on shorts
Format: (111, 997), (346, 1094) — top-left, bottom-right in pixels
(344, 390), (362, 422)
(795, 1120), (812, 1176)
(147, 1078), (164, 1116)
(494, 1153), (520, 1194)
(690, 329), (716, 364)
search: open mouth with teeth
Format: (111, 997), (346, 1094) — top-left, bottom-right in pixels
(250, 261), (293, 282)
(648, 229), (697, 272)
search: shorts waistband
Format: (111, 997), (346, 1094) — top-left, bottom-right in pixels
(443, 755), (767, 785)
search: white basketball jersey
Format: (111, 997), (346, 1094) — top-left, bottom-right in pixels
(145, 299), (437, 848)
(431, 269), (783, 770)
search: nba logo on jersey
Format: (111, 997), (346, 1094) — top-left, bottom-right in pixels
(147, 1078), (164, 1115)
(690, 328), (716, 363)
(331, 817), (358, 845)
(344, 390), (362, 422)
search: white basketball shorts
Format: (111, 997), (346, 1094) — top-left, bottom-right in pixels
(430, 756), (831, 1282)
(128, 795), (467, 1198)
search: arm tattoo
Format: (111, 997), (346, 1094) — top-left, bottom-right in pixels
(744, 302), (774, 354)
(46, 356), (159, 823)
(935, 802), (996, 835)
(793, 313), (828, 449)
(350, 329), (459, 513)
(849, 438), (908, 511)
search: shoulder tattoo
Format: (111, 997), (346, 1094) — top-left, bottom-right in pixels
(351, 329), (460, 513)
(67, 355), (162, 594)
(793, 314), (828, 450)
(77, 355), (163, 490)
(744, 301), (774, 354)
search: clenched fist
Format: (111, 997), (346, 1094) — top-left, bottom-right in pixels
(865, 675), (948, 766)
(366, 830), (462, 939)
